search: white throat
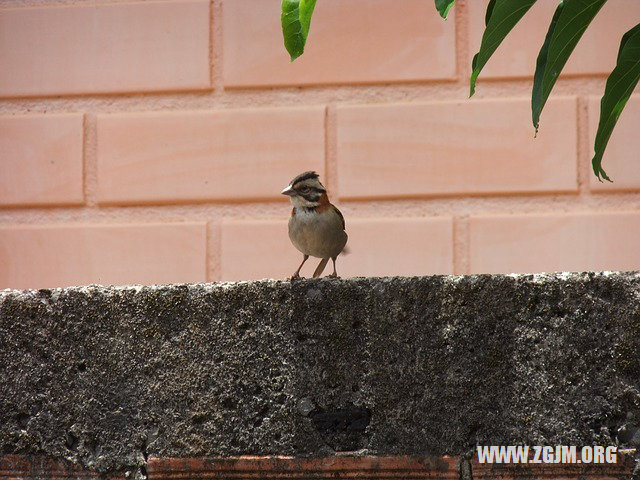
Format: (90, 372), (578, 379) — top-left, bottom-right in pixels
(290, 196), (318, 209)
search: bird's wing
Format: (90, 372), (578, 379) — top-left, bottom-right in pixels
(332, 205), (346, 230)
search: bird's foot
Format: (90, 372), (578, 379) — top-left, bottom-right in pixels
(327, 273), (340, 279)
(289, 272), (303, 281)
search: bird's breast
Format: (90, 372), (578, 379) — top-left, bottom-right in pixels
(288, 209), (347, 258)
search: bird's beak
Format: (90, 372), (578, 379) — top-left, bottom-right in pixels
(281, 185), (295, 196)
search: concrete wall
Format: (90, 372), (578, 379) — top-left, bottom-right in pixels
(1, 273), (639, 478)
(1, 0), (640, 289)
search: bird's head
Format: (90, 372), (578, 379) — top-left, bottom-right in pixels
(281, 171), (327, 209)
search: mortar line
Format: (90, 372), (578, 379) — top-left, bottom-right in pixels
(454, 0), (471, 86)
(81, 112), (89, 206)
(83, 112), (98, 208)
(2, 191), (640, 226)
(453, 215), (470, 275)
(205, 220), (211, 283)
(0, 77), (611, 116)
(460, 456), (472, 480)
(210, 0), (224, 93)
(207, 221), (222, 282)
(325, 104), (339, 200)
(576, 96), (591, 195)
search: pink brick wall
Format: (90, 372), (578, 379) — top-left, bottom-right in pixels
(1, 0), (639, 289)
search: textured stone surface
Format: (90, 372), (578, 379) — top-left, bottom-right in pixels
(1, 273), (640, 477)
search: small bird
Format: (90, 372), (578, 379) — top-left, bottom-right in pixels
(281, 171), (348, 279)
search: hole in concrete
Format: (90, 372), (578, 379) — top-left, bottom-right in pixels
(221, 397), (236, 410)
(351, 321), (361, 329)
(310, 406), (371, 433)
(65, 432), (78, 451)
(253, 405), (269, 428)
(37, 289), (52, 298)
(86, 438), (101, 458)
(16, 413), (29, 429)
(191, 412), (207, 424)
(77, 361), (87, 372)
(468, 422), (482, 436)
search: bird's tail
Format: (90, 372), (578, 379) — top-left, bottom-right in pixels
(313, 258), (329, 278)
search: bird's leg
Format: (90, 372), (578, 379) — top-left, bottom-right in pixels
(327, 256), (340, 278)
(291, 254), (309, 280)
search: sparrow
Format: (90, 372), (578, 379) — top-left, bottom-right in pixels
(281, 171), (348, 279)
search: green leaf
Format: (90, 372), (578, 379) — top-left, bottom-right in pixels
(531, 0), (607, 131)
(592, 23), (640, 182)
(281, 0), (317, 61)
(470, 0), (538, 97)
(485, 0), (497, 26)
(435, 0), (456, 19)
(531, 1), (564, 135)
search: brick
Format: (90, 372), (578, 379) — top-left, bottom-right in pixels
(337, 98), (577, 199)
(148, 456), (460, 480)
(0, 223), (206, 289)
(341, 218), (453, 277)
(0, 455), (125, 480)
(220, 217), (452, 281)
(589, 95), (640, 191)
(96, 107), (325, 205)
(220, 220), (299, 282)
(0, 114), (83, 206)
(468, 0), (640, 79)
(469, 212), (640, 274)
(0, 1), (210, 97)
(0, 454), (127, 480)
(222, 0), (455, 88)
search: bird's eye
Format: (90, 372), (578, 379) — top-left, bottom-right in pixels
(300, 186), (310, 192)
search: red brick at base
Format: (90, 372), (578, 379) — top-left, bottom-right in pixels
(1, 454), (636, 480)
(147, 456), (461, 479)
(0, 455), (124, 480)
(471, 450), (636, 479)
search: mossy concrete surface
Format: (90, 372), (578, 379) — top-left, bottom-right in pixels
(1, 273), (640, 476)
